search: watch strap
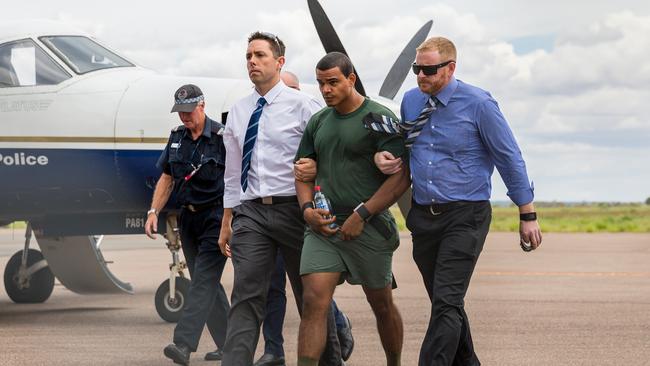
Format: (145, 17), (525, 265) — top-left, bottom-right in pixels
(301, 201), (315, 214)
(354, 203), (372, 222)
(519, 212), (537, 221)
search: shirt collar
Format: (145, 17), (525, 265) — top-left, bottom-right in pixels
(253, 79), (285, 106)
(201, 116), (212, 139)
(181, 115), (212, 141)
(433, 76), (458, 107)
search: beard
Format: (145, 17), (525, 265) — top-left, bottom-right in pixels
(417, 74), (448, 95)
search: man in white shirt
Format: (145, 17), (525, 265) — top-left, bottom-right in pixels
(218, 31), (343, 366)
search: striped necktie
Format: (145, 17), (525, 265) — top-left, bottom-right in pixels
(241, 97), (267, 192)
(404, 97), (437, 148)
(362, 96), (437, 148)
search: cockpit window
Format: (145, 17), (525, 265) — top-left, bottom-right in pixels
(0, 39), (71, 87)
(40, 36), (134, 74)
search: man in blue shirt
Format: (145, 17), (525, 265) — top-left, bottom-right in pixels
(375, 37), (542, 366)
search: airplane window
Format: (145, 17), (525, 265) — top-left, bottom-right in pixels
(0, 39), (71, 88)
(40, 36), (133, 74)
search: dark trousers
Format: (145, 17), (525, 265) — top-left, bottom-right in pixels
(262, 253), (346, 357)
(263, 252), (287, 357)
(222, 200), (341, 366)
(331, 301), (345, 329)
(406, 201), (491, 366)
(173, 206), (230, 352)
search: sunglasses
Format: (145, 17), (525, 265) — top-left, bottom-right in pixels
(412, 60), (455, 76)
(259, 31), (281, 49)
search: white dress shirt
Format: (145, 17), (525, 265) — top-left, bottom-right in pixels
(223, 80), (323, 208)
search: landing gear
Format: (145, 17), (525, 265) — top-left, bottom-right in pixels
(154, 214), (190, 323)
(155, 276), (190, 323)
(3, 223), (55, 303)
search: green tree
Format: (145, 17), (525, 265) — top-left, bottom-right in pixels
(646, 197), (650, 205)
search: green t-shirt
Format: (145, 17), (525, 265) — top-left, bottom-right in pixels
(295, 98), (406, 220)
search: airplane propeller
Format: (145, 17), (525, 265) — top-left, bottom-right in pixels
(307, 0), (366, 96)
(378, 20), (433, 100)
(307, 0), (432, 100)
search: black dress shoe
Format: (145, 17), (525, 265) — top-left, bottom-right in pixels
(253, 353), (286, 366)
(337, 314), (354, 361)
(163, 343), (190, 365)
(204, 348), (223, 361)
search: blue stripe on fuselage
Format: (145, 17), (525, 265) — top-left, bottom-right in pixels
(0, 148), (165, 221)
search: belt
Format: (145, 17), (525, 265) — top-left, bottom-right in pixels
(413, 200), (486, 216)
(249, 195), (298, 205)
(182, 198), (223, 213)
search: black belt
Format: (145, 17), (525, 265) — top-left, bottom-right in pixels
(331, 205), (392, 240)
(249, 195), (298, 205)
(413, 200), (487, 216)
(182, 198), (223, 213)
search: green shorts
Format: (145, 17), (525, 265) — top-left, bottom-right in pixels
(300, 211), (399, 289)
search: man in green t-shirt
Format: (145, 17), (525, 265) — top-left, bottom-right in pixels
(294, 52), (410, 366)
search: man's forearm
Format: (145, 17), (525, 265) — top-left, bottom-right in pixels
(296, 179), (315, 208)
(519, 202), (535, 214)
(150, 173), (173, 211)
(222, 208), (233, 226)
(364, 166), (411, 215)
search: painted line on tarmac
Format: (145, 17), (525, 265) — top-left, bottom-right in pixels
(477, 271), (650, 277)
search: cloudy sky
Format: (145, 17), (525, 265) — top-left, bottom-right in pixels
(9, 0), (650, 202)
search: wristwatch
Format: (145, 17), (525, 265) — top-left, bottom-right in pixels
(353, 202), (372, 222)
(147, 208), (158, 217)
(301, 201), (315, 215)
(519, 212), (537, 221)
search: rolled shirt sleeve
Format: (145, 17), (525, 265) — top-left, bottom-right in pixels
(223, 109), (243, 209)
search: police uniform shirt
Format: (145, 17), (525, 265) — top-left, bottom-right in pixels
(156, 116), (226, 206)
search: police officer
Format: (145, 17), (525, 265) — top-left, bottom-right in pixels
(145, 84), (230, 366)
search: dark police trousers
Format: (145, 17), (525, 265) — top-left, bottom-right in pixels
(407, 201), (491, 366)
(173, 206), (230, 352)
(222, 200), (342, 366)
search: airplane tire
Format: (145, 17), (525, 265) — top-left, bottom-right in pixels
(4, 249), (55, 303)
(155, 277), (190, 323)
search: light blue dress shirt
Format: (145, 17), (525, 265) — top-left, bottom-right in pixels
(403, 77), (534, 206)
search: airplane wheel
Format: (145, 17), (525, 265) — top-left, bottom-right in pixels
(155, 277), (190, 323)
(3, 249), (55, 303)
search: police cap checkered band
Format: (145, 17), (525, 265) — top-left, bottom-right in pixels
(171, 84), (204, 113)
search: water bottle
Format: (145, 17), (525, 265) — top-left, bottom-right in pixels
(313, 185), (338, 229)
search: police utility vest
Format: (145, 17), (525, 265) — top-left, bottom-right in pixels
(163, 117), (226, 206)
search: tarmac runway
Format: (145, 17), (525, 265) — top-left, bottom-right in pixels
(1, 228), (649, 365)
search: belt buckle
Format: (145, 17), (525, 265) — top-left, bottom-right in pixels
(262, 197), (273, 205)
(429, 205), (442, 216)
(187, 204), (197, 212)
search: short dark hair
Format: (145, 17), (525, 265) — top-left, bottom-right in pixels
(316, 52), (354, 77)
(248, 31), (286, 58)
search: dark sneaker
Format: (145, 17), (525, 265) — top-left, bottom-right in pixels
(337, 314), (354, 361)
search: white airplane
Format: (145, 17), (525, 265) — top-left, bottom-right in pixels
(0, 0), (431, 321)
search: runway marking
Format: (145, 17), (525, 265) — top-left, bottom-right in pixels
(476, 271), (650, 278)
